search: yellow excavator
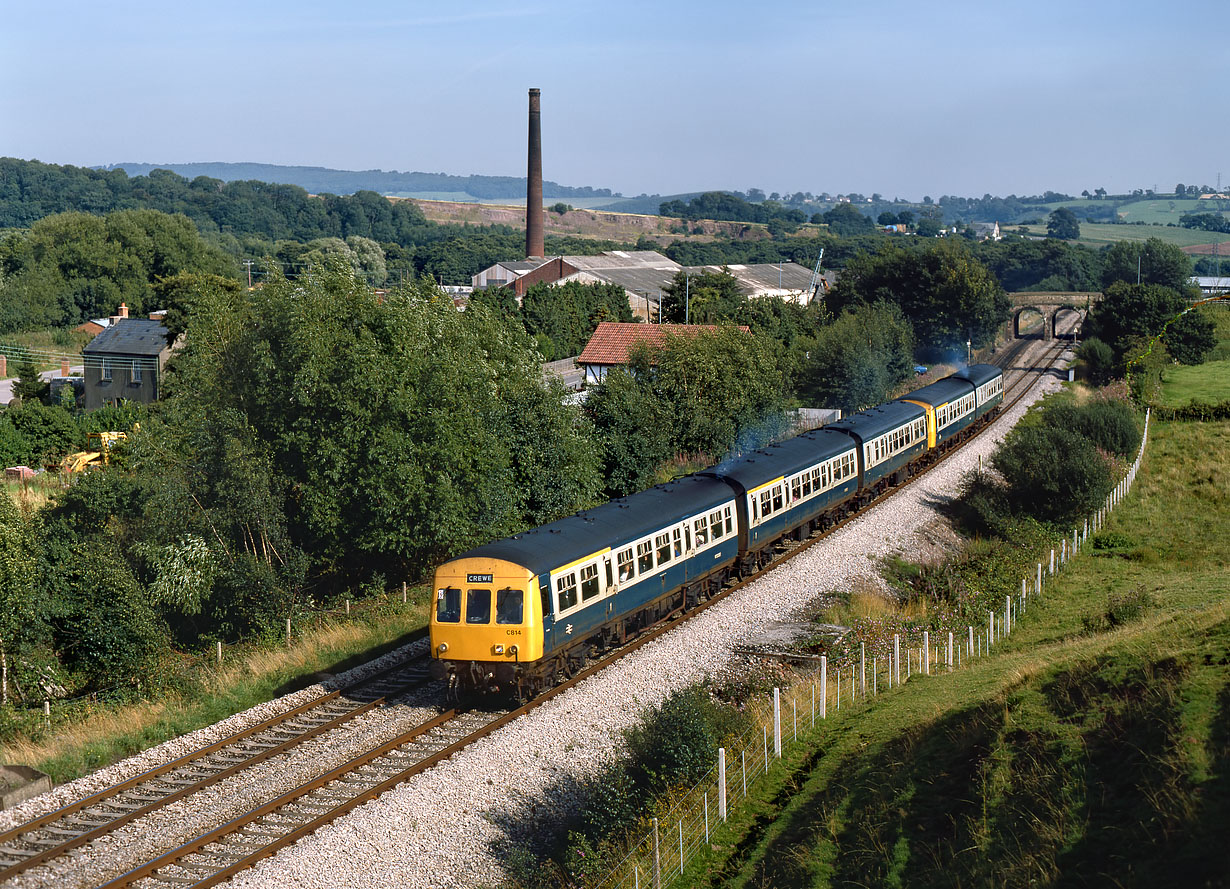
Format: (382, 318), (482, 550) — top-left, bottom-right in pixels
(61, 431), (129, 474)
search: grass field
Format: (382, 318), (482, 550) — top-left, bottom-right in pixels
(0, 328), (90, 374)
(675, 418), (1230, 889)
(1160, 306), (1230, 406)
(1019, 220), (1230, 249)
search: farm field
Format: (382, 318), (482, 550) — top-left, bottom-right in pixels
(1019, 220), (1230, 248)
(676, 416), (1230, 889)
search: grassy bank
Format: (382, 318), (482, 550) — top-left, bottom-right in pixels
(0, 593), (430, 784)
(676, 418), (1229, 888)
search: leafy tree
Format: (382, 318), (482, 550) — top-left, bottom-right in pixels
(660, 270), (744, 324)
(1077, 337), (1115, 385)
(820, 203), (876, 236)
(6, 402), (80, 465)
(829, 240), (1009, 354)
(1047, 207), (1081, 240)
(1085, 282), (1212, 367)
(521, 280), (634, 358)
(1100, 237), (1193, 292)
(158, 261), (603, 586)
(915, 217), (943, 237)
(0, 496), (40, 700)
(585, 367), (673, 497)
(1166, 310), (1218, 365)
(11, 356), (49, 404)
(797, 303), (915, 413)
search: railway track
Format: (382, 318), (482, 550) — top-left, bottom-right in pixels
(0, 641), (435, 885)
(6, 335), (1072, 889)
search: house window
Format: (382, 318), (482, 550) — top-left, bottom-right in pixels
(132, 360), (142, 384)
(102, 360), (112, 382)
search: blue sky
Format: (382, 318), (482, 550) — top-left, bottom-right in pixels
(3, 0), (1225, 200)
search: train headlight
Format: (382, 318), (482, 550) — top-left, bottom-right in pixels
(494, 644), (505, 655)
(437, 642), (448, 654)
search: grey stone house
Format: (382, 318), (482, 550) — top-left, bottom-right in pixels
(81, 317), (175, 410)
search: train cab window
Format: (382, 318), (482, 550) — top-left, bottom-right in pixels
(618, 548), (635, 582)
(580, 563), (600, 601)
(694, 517), (709, 546)
(496, 588), (523, 624)
(556, 572), (578, 612)
(436, 587), (461, 623)
(637, 541), (654, 574)
(656, 532), (672, 565)
(540, 585), (551, 617)
(466, 588), (491, 624)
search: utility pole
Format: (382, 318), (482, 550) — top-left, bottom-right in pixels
(685, 272), (690, 325)
(243, 259), (254, 288)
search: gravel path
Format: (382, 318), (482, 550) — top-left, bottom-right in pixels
(221, 346), (1068, 889)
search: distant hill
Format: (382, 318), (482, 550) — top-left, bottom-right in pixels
(101, 162), (618, 202)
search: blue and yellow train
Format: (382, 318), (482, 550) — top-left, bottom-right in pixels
(429, 364), (1004, 699)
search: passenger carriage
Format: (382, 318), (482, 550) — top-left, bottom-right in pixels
(430, 474), (739, 698)
(827, 401), (929, 500)
(704, 429), (860, 572)
(899, 377), (978, 450)
(950, 363), (1005, 420)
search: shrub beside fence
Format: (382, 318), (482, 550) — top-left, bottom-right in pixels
(593, 409), (1151, 889)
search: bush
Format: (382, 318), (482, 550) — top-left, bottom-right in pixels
(1043, 398), (1141, 458)
(1077, 337), (1114, 385)
(625, 685), (746, 795)
(993, 425), (1112, 524)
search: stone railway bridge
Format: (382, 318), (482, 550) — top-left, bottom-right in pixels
(1008, 291), (1101, 340)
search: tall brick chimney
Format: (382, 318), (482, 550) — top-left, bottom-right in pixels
(526, 88), (544, 260)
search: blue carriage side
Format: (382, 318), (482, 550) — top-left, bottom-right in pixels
(704, 428), (860, 568)
(827, 401), (929, 497)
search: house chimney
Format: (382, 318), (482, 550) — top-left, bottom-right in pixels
(119, 303), (129, 319)
(526, 88), (544, 260)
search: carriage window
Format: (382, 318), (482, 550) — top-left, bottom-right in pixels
(760, 490), (773, 517)
(709, 510), (723, 539)
(772, 485), (784, 512)
(637, 540), (654, 574)
(496, 588), (523, 624)
(436, 587), (461, 623)
(694, 517), (708, 546)
(656, 532), (672, 565)
(684, 526), (691, 551)
(556, 572), (578, 612)
(466, 588), (491, 624)
(618, 548), (634, 582)
(791, 477), (802, 501)
(801, 473), (812, 497)
(673, 528), (683, 558)
(725, 506), (733, 535)
(540, 584), (551, 617)
(580, 563), (600, 601)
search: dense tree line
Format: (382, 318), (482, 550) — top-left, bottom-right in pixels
(659, 192), (807, 227)
(101, 162), (614, 201)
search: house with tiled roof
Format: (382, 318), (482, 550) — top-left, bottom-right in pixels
(576, 321), (750, 385)
(80, 307), (177, 410)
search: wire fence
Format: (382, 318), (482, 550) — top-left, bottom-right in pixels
(593, 409), (1151, 889)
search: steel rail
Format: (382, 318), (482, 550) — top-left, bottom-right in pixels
(0, 644), (431, 881)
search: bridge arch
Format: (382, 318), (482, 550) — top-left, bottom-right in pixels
(1050, 306), (1084, 341)
(1013, 306), (1050, 339)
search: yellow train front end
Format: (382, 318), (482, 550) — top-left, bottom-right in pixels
(429, 556), (545, 694)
